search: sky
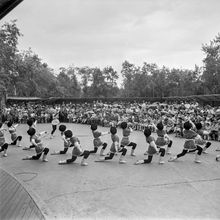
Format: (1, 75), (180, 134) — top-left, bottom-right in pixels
(1, 0), (220, 84)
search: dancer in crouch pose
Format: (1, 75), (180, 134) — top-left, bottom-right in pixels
(22, 128), (49, 162)
(23, 118), (37, 150)
(155, 121), (173, 156)
(59, 130), (90, 166)
(95, 126), (122, 162)
(135, 127), (165, 165)
(188, 122), (212, 154)
(89, 124), (109, 156)
(7, 121), (22, 147)
(0, 123), (8, 157)
(120, 121), (137, 157)
(168, 121), (203, 163)
(51, 125), (73, 155)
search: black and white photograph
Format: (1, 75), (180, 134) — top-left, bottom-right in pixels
(0, 0), (220, 219)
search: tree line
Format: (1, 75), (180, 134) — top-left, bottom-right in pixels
(0, 20), (220, 98)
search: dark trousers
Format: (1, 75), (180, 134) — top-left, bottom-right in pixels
(66, 150), (90, 163)
(32, 148), (49, 160)
(178, 145), (203, 158)
(90, 143), (107, 154)
(0, 143), (8, 151)
(51, 125), (57, 135)
(11, 136), (22, 145)
(60, 147), (68, 154)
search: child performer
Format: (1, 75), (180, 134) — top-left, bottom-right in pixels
(89, 124), (109, 156)
(51, 125), (72, 155)
(188, 122), (212, 154)
(59, 131), (90, 166)
(114, 122), (137, 164)
(135, 127), (161, 165)
(168, 121), (203, 163)
(23, 118), (38, 150)
(0, 123), (8, 157)
(155, 121), (173, 155)
(120, 121), (137, 157)
(50, 113), (60, 139)
(22, 128), (49, 162)
(7, 121), (22, 147)
(95, 126), (122, 162)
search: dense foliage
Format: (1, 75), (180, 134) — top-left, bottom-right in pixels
(0, 21), (219, 98)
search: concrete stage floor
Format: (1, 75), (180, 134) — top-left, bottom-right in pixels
(1, 123), (220, 220)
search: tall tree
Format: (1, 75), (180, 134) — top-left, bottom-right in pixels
(89, 67), (106, 97)
(57, 67), (81, 97)
(102, 66), (119, 97)
(15, 49), (58, 97)
(202, 33), (220, 94)
(0, 20), (22, 94)
(121, 61), (138, 97)
(77, 66), (92, 97)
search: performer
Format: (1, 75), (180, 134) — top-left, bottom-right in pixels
(89, 124), (109, 156)
(120, 121), (137, 156)
(59, 131), (90, 166)
(135, 127), (160, 165)
(168, 121), (203, 163)
(23, 118), (38, 150)
(0, 123), (8, 157)
(7, 121), (22, 147)
(113, 122), (137, 164)
(51, 125), (72, 155)
(50, 112), (60, 138)
(95, 126), (121, 162)
(155, 121), (173, 156)
(22, 128), (49, 162)
(188, 122), (212, 154)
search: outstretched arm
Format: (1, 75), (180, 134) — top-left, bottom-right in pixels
(31, 138), (38, 147)
(101, 131), (110, 136)
(33, 120), (37, 128)
(151, 123), (157, 131)
(129, 127), (133, 133)
(164, 133), (170, 140)
(14, 124), (19, 128)
(39, 131), (48, 138)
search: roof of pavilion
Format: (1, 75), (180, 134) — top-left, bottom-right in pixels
(0, 0), (23, 20)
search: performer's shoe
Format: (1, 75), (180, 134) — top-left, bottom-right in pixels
(22, 156), (31, 160)
(159, 157), (165, 164)
(51, 151), (60, 155)
(81, 161), (88, 166)
(168, 156), (177, 162)
(81, 158), (88, 166)
(194, 154), (201, 163)
(95, 158), (105, 162)
(134, 160), (144, 165)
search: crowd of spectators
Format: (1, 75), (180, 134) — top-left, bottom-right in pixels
(1, 100), (220, 141)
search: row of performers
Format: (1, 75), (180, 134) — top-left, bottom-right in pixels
(0, 119), (220, 165)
